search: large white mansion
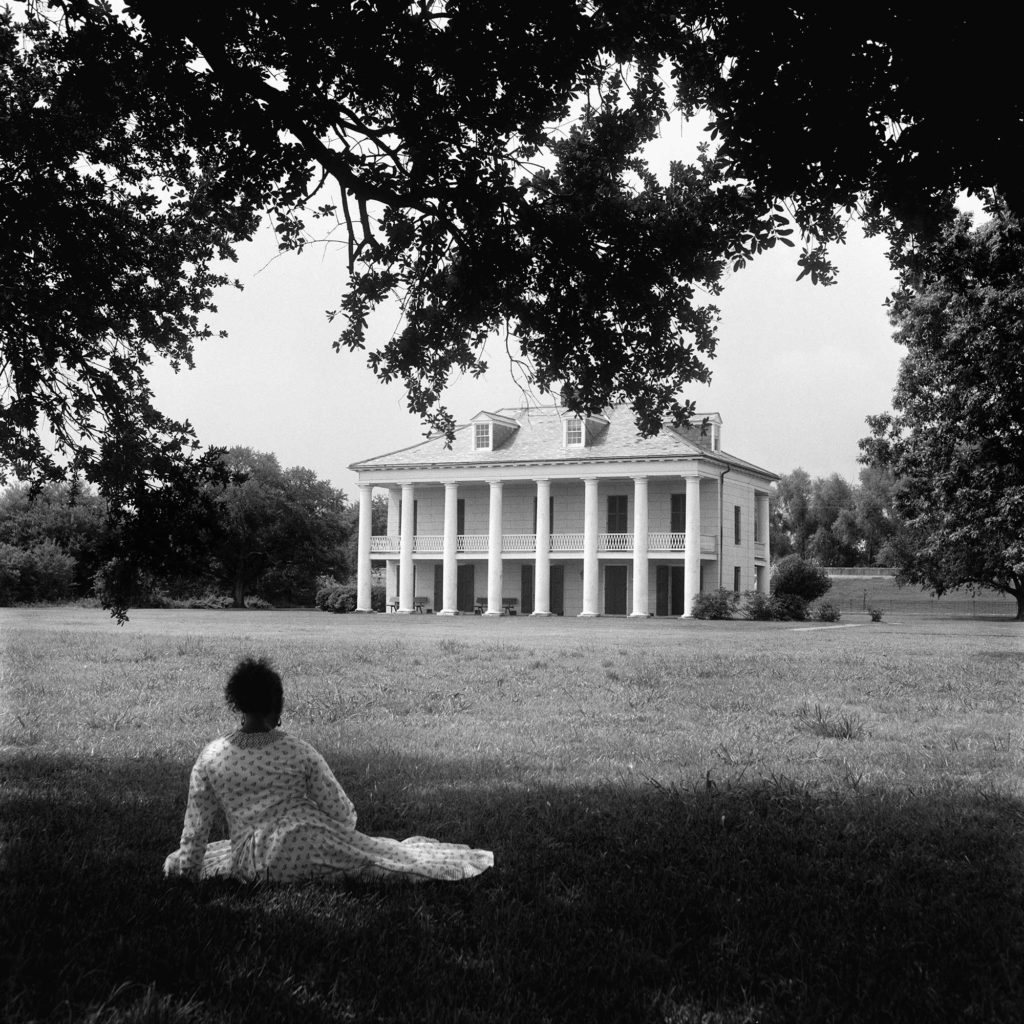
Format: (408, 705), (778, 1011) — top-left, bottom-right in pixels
(350, 405), (777, 617)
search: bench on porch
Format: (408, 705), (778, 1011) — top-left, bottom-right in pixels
(472, 597), (519, 614)
(388, 597), (429, 612)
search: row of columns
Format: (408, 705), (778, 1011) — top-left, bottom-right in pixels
(357, 474), (706, 616)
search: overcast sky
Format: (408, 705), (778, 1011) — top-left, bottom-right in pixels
(147, 120), (907, 499)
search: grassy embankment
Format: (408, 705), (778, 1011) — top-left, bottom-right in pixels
(2, 609), (1023, 1023)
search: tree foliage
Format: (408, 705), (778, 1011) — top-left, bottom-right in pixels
(0, 481), (106, 592)
(210, 448), (350, 608)
(862, 207), (1024, 620)
(773, 467), (902, 567)
(0, 538), (76, 604)
(671, 6), (1024, 258)
(0, 451), (353, 609)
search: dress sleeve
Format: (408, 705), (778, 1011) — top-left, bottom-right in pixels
(164, 755), (219, 878)
(306, 745), (357, 828)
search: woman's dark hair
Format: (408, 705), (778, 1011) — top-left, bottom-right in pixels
(225, 657), (283, 718)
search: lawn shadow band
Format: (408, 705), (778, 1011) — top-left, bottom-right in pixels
(2, 749), (1023, 1023)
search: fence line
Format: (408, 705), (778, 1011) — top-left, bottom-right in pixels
(832, 595), (1016, 617)
(824, 566), (899, 576)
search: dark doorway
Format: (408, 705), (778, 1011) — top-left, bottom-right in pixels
(521, 564), (535, 615)
(605, 564), (628, 615)
(457, 563), (475, 612)
(655, 565), (686, 616)
(433, 568), (443, 613)
(671, 566), (685, 616)
(655, 565), (668, 616)
(549, 564), (564, 616)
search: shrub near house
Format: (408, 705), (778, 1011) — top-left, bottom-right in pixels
(769, 554), (831, 620)
(315, 575), (386, 613)
(735, 555), (832, 621)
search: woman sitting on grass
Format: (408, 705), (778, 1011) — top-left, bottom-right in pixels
(164, 657), (493, 884)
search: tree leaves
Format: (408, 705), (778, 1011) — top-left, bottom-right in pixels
(861, 205), (1024, 619)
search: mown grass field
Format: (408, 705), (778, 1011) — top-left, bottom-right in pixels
(2, 606), (1023, 1023)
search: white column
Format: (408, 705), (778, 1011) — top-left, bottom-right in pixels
(398, 483), (415, 613)
(580, 477), (599, 617)
(532, 478), (551, 616)
(385, 487), (400, 609)
(439, 481), (458, 615)
(485, 479), (503, 615)
(356, 483), (373, 612)
(386, 488), (400, 534)
(757, 493), (771, 594)
(630, 475), (649, 617)
(682, 475), (701, 617)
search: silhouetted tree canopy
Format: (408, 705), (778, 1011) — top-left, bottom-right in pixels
(4, 2), (1022, 615)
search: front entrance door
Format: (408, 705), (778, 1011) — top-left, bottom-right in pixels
(670, 565), (685, 616)
(433, 567), (443, 613)
(605, 564), (628, 615)
(456, 563), (475, 613)
(656, 565), (669, 616)
(549, 564), (564, 616)
(521, 564), (535, 615)
(655, 565), (686, 615)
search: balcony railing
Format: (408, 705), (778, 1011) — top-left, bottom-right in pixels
(550, 533), (583, 552)
(503, 534), (536, 552)
(600, 532), (632, 552)
(648, 532), (685, 551)
(371, 531), (719, 556)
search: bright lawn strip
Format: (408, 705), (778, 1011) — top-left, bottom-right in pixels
(2, 610), (1023, 1023)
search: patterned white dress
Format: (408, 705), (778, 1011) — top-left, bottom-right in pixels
(163, 730), (493, 883)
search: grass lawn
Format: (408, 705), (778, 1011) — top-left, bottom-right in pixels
(2, 607), (1023, 1023)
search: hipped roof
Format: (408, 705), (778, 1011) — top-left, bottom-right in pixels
(350, 405), (778, 481)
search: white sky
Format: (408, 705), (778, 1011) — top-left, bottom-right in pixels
(146, 117), (908, 499)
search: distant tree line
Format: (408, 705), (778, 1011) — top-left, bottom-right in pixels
(771, 466), (906, 569)
(0, 446), (386, 609)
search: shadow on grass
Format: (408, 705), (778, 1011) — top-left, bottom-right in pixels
(2, 749), (1023, 1023)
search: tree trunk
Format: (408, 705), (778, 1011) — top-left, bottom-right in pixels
(233, 558), (245, 608)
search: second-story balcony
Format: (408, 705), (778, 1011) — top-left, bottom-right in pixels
(369, 533), (719, 556)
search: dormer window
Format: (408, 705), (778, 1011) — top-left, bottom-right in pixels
(469, 410), (520, 452)
(564, 419), (584, 447)
(474, 422), (492, 450)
